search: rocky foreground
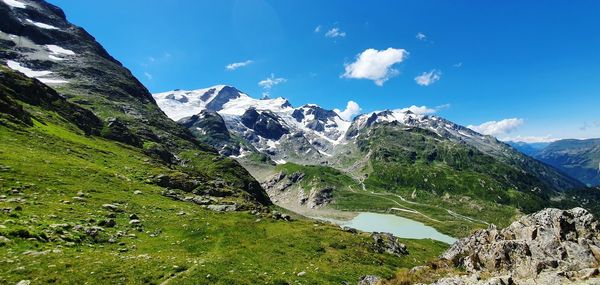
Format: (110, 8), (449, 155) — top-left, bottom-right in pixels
(432, 207), (600, 285)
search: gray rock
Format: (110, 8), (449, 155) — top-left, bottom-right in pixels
(16, 280), (31, 285)
(85, 226), (104, 237)
(207, 204), (237, 212)
(358, 275), (380, 285)
(102, 204), (119, 211)
(342, 226), (358, 234)
(371, 232), (408, 256)
(0, 235), (11, 245)
(437, 207), (600, 284)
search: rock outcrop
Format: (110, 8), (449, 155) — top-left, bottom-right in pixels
(371, 232), (408, 257)
(262, 171), (334, 209)
(436, 207), (600, 284)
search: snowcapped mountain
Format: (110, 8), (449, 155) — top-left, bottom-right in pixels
(153, 86), (530, 164)
(154, 86), (351, 163)
(348, 110), (512, 159)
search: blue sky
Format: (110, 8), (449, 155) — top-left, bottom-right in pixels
(49, 0), (600, 141)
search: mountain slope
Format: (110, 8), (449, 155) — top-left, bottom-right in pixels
(534, 138), (600, 186)
(1, 0), (203, 153)
(0, 0), (273, 205)
(345, 110), (583, 192)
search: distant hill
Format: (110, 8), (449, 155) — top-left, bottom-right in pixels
(534, 139), (600, 186)
(506, 141), (550, 156)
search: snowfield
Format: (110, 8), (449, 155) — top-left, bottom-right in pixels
(26, 19), (60, 30)
(2, 0), (26, 9)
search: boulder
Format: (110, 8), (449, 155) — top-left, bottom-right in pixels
(358, 275), (381, 285)
(371, 232), (408, 257)
(102, 204), (120, 212)
(207, 204), (237, 212)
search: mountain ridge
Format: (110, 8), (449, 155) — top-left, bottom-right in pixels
(153, 85), (584, 192)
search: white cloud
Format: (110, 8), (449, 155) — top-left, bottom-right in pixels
(453, 62), (463, 68)
(226, 60), (254, 71)
(314, 25), (321, 33)
(414, 69), (441, 86)
(397, 105), (436, 115)
(342, 48), (409, 86)
(144, 72), (153, 80)
(416, 32), (427, 41)
(387, 104), (450, 115)
(334, 101), (362, 121)
(435, 103), (451, 111)
(325, 27), (346, 38)
(258, 73), (286, 89)
(501, 135), (558, 143)
(468, 118), (524, 137)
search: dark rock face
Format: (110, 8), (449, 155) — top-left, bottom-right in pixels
(241, 108), (289, 140)
(304, 105), (338, 121)
(291, 109), (304, 122)
(438, 207), (600, 284)
(102, 118), (141, 147)
(205, 86), (242, 111)
(298, 105), (341, 133)
(178, 110), (254, 157)
(179, 110), (231, 140)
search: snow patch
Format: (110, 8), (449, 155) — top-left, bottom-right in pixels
(219, 95), (292, 116)
(45, 45), (75, 55)
(38, 78), (69, 84)
(265, 139), (279, 149)
(26, 19), (60, 30)
(7, 60), (52, 77)
(274, 159), (287, 165)
(2, 0), (26, 8)
(48, 55), (65, 61)
(6, 60), (68, 84)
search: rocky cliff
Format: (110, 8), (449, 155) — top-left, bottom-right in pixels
(434, 207), (600, 284)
